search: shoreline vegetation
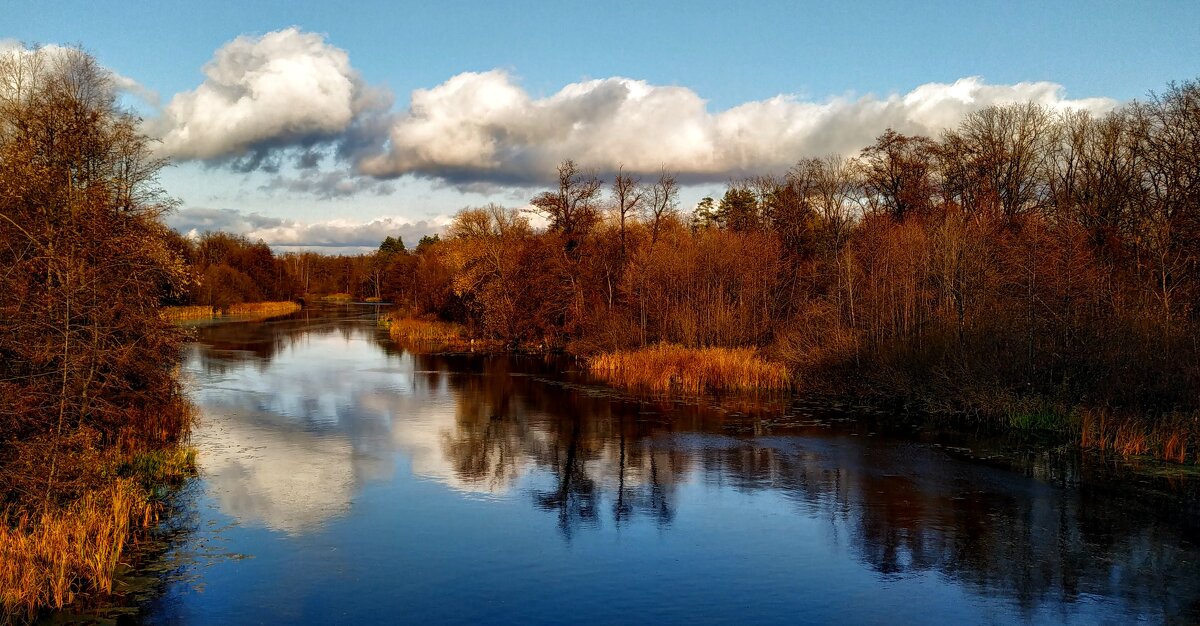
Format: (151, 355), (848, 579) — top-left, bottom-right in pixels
(0, 48), (196, 621)
(589, 344), (791, 394)
(0, 447), (196, 620)
(387, 312), (1200, 465)
(161, 301), (301, 323)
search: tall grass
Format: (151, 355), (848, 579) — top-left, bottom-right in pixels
(1080, 408), (1197, 463)
(160, 305), (214, 322)
(386, 316), (471, 345)
(0, 448), (196, 621)
(226, 301), (300, 318)
(588, 343), (791, 394)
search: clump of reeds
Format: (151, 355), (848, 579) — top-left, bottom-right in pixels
(321, 293), (353, 303)
(0, 481), (147, 620)
(0, 446), (197, 620)
(226, 301), (301, 318)
(386, 316), (468, 343)
(1080, 407), (1197, 463)
(160, 305), (215, 322)
(588, 343), (791, 394)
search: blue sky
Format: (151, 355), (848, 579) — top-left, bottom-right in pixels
(6, 0), (1197, 250)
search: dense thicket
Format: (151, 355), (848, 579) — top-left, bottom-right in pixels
(0, 47), (191, 504)
(404, 83), (1200, 425)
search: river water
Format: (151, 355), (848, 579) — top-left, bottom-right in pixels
(140, 305), (1200, 624)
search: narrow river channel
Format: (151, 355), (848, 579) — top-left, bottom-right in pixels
(138, 305), (1200, 624)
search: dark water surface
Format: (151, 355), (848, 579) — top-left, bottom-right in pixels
(142, 305), (1200, 624)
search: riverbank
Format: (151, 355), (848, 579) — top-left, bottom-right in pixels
(0, 443), (196, 621)
(162, 301), (301, 323)
(382, 314), (1198, 466)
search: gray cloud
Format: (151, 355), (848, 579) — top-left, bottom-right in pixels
(165, 207), (286, 236)
(137, 29), (1121, 195)
(259, 170), (396, 200)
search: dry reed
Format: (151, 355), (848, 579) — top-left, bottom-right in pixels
(387, 317), (469, 344)
(160, 305), (214, 322)
(0, 448), (196, 620)
(1079, 408), (1196, 463)
(226, 301), (301, 318)
(0, 481), (147, 620)
(588, 343), (791, 394)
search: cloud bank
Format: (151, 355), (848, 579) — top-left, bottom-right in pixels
(166, 207), (446, 251)
(361, 71), (1116, 185)
(146, 28), (1118, 192)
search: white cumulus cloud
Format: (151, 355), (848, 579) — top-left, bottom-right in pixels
(149, 27), (390, 167)
(360, 71), (1118, 185)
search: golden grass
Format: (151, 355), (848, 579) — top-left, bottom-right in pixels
(1080, 408), (1196, 463)
(0, 448), (196, 620)
(321, 293), (353, 302)
(226, 301), (301, 318)
(1, 481), (146, 620)
(588, 343), (791, 394)
(160, 305), (215, 322)
(387, 316), (468, 342)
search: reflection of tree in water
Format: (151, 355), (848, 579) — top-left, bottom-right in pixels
(422, 350), (1200, 620)
(426, 353), (686, 538)
(188, 305), (393, 373)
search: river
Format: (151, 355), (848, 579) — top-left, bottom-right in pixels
(136, 305), (1200, 624)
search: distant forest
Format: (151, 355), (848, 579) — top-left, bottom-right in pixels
(182, 79), (1200, 441)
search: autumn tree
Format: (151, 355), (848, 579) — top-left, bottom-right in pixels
(0, 46), (191, 502)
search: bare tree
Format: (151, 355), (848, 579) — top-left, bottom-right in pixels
(610, 165), (643, 261)
(529, 159), (603, 254)
(645, 167), (678, 245)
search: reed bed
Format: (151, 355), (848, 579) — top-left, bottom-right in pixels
(588, 343), (791, 394)
(226, 301), (301, 318)
(0, 448), (196, 620)
(1080, 408), (1198, 463)
(0, 481), (146, 620)
(386, 317), (470, 344)
(321, 293), (353, 303)
(160, 305), (215, 322)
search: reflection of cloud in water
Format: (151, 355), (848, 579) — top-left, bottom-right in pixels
(186, 326), (540, 535)
(195, 406), (358, 535)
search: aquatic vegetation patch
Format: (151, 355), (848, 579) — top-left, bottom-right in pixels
(226, 301), (301, 318)
(0, 446), (197, 621)
(160, 305), (216, 322)
(588, 344), (791, 394)
(1080, 408), (1199, 464)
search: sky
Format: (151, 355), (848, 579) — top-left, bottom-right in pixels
(4, 0), (1197, 252)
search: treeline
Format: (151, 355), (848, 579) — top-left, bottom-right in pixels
(164, 229), (444, 308)
(397, 80), (1200, 442)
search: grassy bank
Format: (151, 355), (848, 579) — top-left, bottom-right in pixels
(588, 344), (791, 394)
(160, 305), (215, 322)
(162, 301), (300, 323)
(383, 315), (485, 350)
(0, 447), (196, 621)
(226, 301), (301, 318)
